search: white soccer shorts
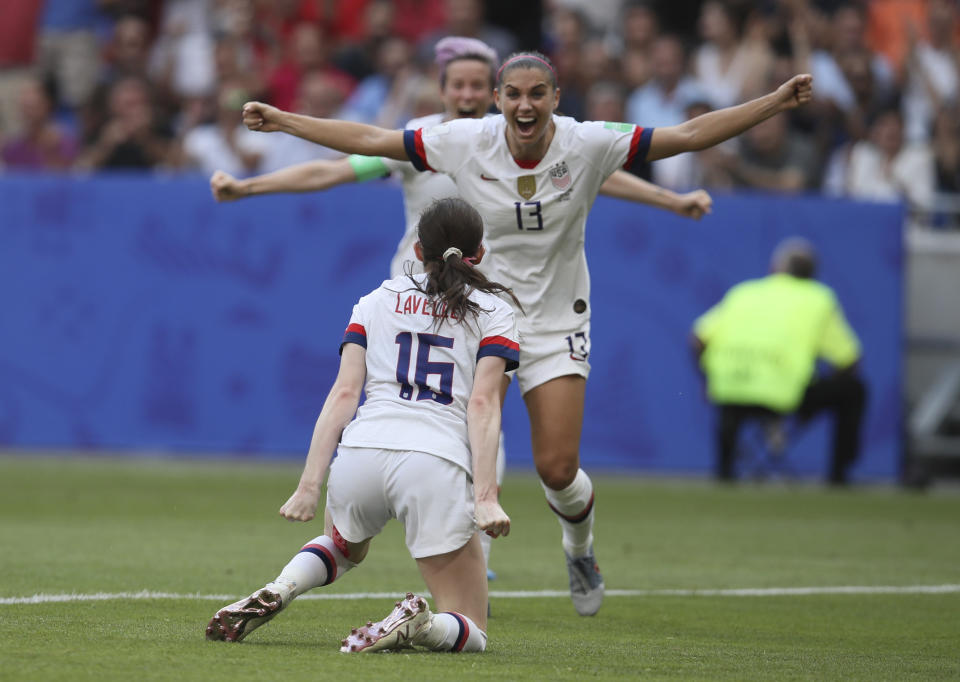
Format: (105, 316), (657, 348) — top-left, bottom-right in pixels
(326, 446), (477, 559)
(507, 322), (592, 395)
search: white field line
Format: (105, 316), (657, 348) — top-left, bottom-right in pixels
(2, 584), (959, 606)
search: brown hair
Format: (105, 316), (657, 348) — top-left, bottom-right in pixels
(407, 198), (521, 326)
(496, 51), (558, 90)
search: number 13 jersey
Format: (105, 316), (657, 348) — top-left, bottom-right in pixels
(403, 115), (653, 337)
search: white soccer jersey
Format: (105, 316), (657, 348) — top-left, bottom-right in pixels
(403, 115), (653, 336)
(381, 113), (460, 277)
(339, 273), (520, 472)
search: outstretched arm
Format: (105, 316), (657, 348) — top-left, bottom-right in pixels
(279, 343), (366, 522)
(468, 356), (510, 539)
(599, 170), (713, 219)
(647, 74), (813, 161)
(210, 157), (365, 202)
(242, 101), (408, 160)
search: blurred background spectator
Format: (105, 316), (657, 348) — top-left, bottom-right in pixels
(618, 1), (660, 92)
(844, 105), (935, 211)
(1, 76), (78, 171)
(34, 0), (105, 115)
(332, 0), (398, 81)
(265, 22), (355, 114)
(626, 34), (706, 131)
(900, 0), (959, 144)
(75, 76), (173, 171)
(691, 0), (772, 109)
(180, 80), (268, 177)
(417, 0), (516, 67)
(338, 35), (423, 127)
(0, 0), (46, 141)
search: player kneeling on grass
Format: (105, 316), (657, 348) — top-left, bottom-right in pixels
(206, 197), (520, 652)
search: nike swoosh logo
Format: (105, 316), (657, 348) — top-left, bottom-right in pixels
(480, 174), (499, 181)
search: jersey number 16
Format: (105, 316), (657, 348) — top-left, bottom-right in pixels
(395, 332), (455, 405)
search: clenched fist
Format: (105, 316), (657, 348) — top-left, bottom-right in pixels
(242, 101), (284, 133)
(209, 170), (246, 202)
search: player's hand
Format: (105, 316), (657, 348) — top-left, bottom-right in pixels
(676, 189), (713, 220)
(775, 74), (813, 110)
(242, 101), (283, 133)
(475, 500), (510, 538)
(210, 170), (245, 202)
(279, 488), (320, 522)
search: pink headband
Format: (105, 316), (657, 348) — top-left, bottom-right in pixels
(496, 55), (557, 83)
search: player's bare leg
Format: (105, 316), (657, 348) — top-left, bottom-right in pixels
(340, 535), (489, 653)
(524, 375), (604, 616)
(416, 532), (488, 630)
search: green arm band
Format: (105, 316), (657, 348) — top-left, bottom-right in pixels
(348, 155), (390, 182)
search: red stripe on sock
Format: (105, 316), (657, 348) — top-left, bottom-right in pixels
(331, 525), (351, 559)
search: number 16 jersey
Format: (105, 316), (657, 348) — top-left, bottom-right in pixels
(339, 273), (519, 473)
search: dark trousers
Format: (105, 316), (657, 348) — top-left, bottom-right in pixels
(716, 372), (867, 484)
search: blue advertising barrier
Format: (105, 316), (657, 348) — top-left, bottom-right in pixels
(0, 175), (902, 479)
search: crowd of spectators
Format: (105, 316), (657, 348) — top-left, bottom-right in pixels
(1, 0), (958, 222)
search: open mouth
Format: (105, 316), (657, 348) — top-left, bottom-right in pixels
(516, 117), (536, 135)
(456, 107), (477, 118)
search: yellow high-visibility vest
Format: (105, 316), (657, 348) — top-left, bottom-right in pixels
(694, 273), (861, 412)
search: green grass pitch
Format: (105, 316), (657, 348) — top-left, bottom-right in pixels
(1, 454), (959, 681)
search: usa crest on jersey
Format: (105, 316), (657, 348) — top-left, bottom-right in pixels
(549, 161), (571, 190)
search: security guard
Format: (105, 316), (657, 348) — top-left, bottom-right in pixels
(692, 238), (867, 484)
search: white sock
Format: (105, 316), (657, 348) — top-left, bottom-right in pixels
(541, 468), (595, 558)
(267, 534), (356, 600)
(415, 612), (487, 652)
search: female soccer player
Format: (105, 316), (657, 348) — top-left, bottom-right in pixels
(206, 197), (519, 652)
(239, 51), (813, 617)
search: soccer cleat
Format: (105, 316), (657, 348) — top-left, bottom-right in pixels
(205, 587), (287, 642)
(339, 593), (431, 653)
(565, 546), (604, 616)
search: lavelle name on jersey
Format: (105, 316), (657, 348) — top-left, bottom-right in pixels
(394, 292), (460, 320)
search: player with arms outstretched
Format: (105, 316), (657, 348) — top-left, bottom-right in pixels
(238, 51), (813, 616)
(205, 197), (519, 652)
(210, 38), (713, 278)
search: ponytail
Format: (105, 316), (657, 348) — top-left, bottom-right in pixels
(406, 198), (521, 328)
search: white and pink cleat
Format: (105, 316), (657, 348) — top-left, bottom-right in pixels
(340, 593), (432, 653)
